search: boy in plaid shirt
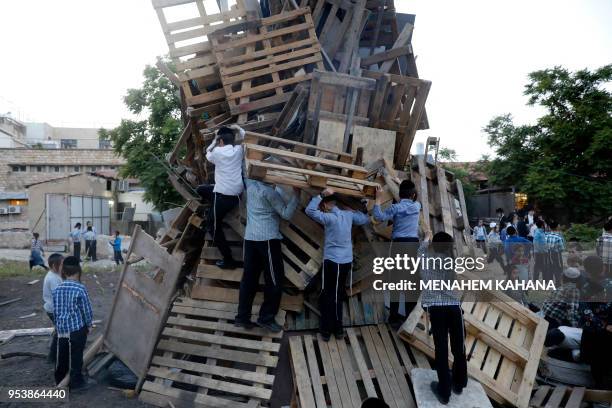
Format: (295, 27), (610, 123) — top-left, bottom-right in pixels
(53, 256), (94, 390)
(542, 267), (581, 328)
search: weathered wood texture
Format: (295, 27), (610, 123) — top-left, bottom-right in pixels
(289, 324), (431, 408)
(399, 289), (549, 408)
(140, 297), (285, 408)
(151, 0), (247, 108)
(211, 8), (324, 118)
(103, 225), (186, 386)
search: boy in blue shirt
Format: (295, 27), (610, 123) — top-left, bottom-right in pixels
(110, 230), (124, 265)
(53, 256), (94, 390)
(372, 180), (422, 326)
(306, 188), (370, 341)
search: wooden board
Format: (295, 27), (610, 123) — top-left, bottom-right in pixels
(103, 225), (186, 387)
(140, 297), (284, 408)
(398, 288), (549, 408)
(528, 385), (604, 408)
(289, 324), (431, 408)
(151, 0), (247, 108)
(211, 8), (325, 117)
(316, 119), (396, 167)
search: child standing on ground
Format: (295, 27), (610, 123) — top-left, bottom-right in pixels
(53, 256), (94, 390)
(472, 219), (487, 254)
(111, 231), (124, 265)
(42, 253), (64, 363)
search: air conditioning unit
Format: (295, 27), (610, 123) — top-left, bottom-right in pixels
(0, 208), (8, 215)
(8, 206), (22, 214)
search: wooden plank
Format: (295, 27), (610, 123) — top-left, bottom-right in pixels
(288, 337), (317, 408)
(157, 339), (278, 367)
(347, 328), (377, 399)
(190, 284), (304, 312)
(303, 335), (328, 408)
(565, 387), (585, 408)
(544, 385), (566, 408)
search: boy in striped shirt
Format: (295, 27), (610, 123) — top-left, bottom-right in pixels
(53, 256), (94, 390)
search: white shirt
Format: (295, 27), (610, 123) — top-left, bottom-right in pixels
(206, 144), (244, 196)
(43, 271), (63, 313)
(558, 326), (582, 349)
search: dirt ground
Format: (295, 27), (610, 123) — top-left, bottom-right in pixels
(0, 266), (151, 408)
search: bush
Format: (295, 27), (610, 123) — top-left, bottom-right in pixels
(563, 223), (601, 246)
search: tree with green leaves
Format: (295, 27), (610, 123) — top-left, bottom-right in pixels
(484, 65), (612, 223)
(100, 61), (184, 211)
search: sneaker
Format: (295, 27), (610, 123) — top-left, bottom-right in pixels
(430, 381), (449, 405)
(334, 329), (346, 339)
(234, 319), (255, 330)
(320, 331), (331, 342)
(216, 259), (237, 269)
(256, 320), (283, 333)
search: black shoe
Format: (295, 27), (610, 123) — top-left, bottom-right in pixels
(216, 259), (236, 269)
(234, 319), (255, 329)
(334, 329), (346, 339)
(256, 320), (283, 333)
(320, 331), (331, 342)
(452, 383), (465, 395)
(430, 381), (449, 405)
(71, 378), (96, 392)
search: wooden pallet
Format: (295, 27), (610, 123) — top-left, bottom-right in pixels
(363, 71), (431, 167)
(399, 288), (549, 408)
(529, 385), (587, 408)
(360, 0), (399, 49)
(140, 297), (284, 408)
(289, 324), (431, 408)
(210, 8), (325, 119)
(285, 287), (386, 331)
(151, 0), (247, 108)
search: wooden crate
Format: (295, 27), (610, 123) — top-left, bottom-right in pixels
(399, 289), (549, 408)
(289, 324), (431, 408)
(211, 8), (325, 119)
(140, 297), (284, 408)
(362, 71), (431, 167)
(151, 0), (247, 108)
(529, 385), (587, 408)
(360, 0), (399, 49)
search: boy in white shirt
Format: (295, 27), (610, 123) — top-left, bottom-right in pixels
(197, 125), (245, 269)
(43, 253), (64, 363)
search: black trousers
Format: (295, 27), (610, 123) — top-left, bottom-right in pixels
(198, 185), (240, 262)
(429, 305), (468, 399)
(487, 246), (504, 266)
(319, 260), (351, 335)
(236, 240), (285, 324)
(46, 313), (57, 362)
(85, 240), (97, 261)
(544, 251), (563, 283)
(476, 239), (487, 254)
(113, 250), (124, 265)
(389, 237), (420, 322)
(533, 252), (546, 280)
(55, 326), (88, 388)
(73, 242), (81, 261)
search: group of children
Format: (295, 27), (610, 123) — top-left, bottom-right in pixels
(42, 253), (95, 390)
(202, 125), (467, 404)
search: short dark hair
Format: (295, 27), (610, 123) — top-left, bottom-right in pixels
(87, 226), (92, 231)
(115, 230), (120, 235)
(583, 255), (603, 277)
(217, 126), (235, 145)
(62, 256), (82, 277)
(548, 220), (559, 229)
(361, 397), (390, 408)
(506, 226), (517, 235)
(48, 253), (64, 270)
(33, 232), (39, 239)
(399, 180), (416, 200)
(75, 222), (81, 228)
(535, 220), (544, 228)
(604, 218), (612, 231)
(321, 194), (337, 204)
(432, 231), (454, 256)
(496, 208), (504, 213)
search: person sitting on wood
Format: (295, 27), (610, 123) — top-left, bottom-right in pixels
(305, 188), (370, 342)
(420, 231), (468, 405)
(197, 124), (245, 269)
(234, 179), (300, 333)
(372, 180), (422, 327)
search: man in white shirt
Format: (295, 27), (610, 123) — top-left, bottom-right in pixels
(197, 125), (245, 269)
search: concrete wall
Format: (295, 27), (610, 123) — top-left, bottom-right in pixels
(0, 198), (29, 230)
(0, 231), (31, 249)
(0, 148), (124, 191)
(25, 123), (104, 149)
(27, 173), (113, 240)
(118, 190), (156, 222)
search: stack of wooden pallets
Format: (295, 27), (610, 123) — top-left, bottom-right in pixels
(94, 1), (558, 407)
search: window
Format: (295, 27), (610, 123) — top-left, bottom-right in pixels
(53, 165), (63, 172)
(109, 166), (116, 170)
(73, 165), (81, 172)
(35, 165), (46, 172)
(99, 139), (112, 149)
(88, 166), (98, 171)
(11, 165), (27, 172)
(9, 199), (27, 206)
(61, 139), (77, 149)
(106, 180), (112, 191)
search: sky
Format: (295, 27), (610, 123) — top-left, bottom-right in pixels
(0, 0), (610, 160)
